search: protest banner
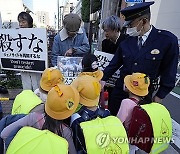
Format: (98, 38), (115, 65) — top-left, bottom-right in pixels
(0, 28), (48, 72)
(94, 50), (121, 86)
(57, 56), (82, 84)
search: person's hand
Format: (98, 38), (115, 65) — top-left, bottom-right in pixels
(64, 48), (73, 56)
(100, 80), (106, 90)
(153, 96), (162, 103)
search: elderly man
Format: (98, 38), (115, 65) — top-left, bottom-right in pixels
(51, 13), (90, 66)
(102, 1), (179, 115)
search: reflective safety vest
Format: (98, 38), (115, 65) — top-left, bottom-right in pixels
(80, 116), (129, 154)
(7, 126), (68, 154)
(141, 103), (172, 154)
(11, 90), (42, 115)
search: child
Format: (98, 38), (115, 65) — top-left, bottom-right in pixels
(34, 67), (64, 103)
(1, 84), (79, 154)
(70, 75), (110, 153)
(117, 72), (150, 154)
(80, 53), (103, 80)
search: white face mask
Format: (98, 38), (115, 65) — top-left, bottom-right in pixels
(126, 26), (141, 37)
(126, 20), (143, 37)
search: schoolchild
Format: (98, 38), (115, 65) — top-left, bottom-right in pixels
(70, 75), (110, 153)
(117, 72), (150, 154)
(80, 53), (103, 80)
(1, 84), (79, 154)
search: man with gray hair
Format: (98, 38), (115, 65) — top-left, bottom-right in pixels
(101, 15), (127, 110)
(102, 15), (126, 54)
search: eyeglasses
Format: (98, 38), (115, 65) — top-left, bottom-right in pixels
(127, 18), (143, 28)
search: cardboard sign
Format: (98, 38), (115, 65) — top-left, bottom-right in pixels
(0, 28), (48, 72)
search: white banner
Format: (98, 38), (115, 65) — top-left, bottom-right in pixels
(0, 28), (48, 72)
(94, 50), (120, 86)
(57, 56), (82, 85)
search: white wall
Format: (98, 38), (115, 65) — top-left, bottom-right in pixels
(147, 0), (180, 39)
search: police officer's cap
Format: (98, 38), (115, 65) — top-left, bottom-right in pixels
(121, 1), (154, 27)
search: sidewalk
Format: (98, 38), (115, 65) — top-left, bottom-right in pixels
(0, 89), (22, 116)
(136, 144), (179, 154)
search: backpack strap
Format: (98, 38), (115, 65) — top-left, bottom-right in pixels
(80, 107), (108, 121)
(81, 110), (90, 121)
(129, 97), (139, 105)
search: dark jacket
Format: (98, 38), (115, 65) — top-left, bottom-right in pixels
(0, 114), (26, 154)
(102, 34), (127, 54)
(103, 26), (179, 99)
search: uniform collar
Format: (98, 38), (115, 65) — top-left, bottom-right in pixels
(59, 27), (83, 41)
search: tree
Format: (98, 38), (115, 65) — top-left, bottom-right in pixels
(92, 0), (102, 13)
(81, 0), (90, 22)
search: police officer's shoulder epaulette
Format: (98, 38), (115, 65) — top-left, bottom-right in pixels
(157, 29), (177, 40)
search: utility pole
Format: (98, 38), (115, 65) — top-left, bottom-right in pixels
(59, 6), (64, 29)
(88, 0), (93, 52)
(57, 0), (60, 31)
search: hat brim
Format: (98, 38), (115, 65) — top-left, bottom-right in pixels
(124, 75), (148, 96)
(45, 86), (79, 120)
(96, 70), (103, 81)
(80, 94), (99, 107)
(122, 20), (132, 27)
(79, 70), (103, 81)
(40, 79), (50, 92)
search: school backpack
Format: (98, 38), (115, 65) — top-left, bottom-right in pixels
(128, 103), (172, 154)
(80, 116), (129, 154)
(6, 127), (68, 154)
(11, 90), (42, 115)
(71, 107), (110, 153)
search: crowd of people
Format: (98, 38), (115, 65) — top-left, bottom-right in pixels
(0, 1), (179, 154)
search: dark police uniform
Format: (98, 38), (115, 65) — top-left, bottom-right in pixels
(102, 2), (179, 115)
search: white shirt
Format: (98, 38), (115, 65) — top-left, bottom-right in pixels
(139, 25), (152, 45)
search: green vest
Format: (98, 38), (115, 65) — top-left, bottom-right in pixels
(141, 103), (172, 154)
(80, 116), (129, 154)
(7, 127), (68, 154)
(12, 90), (42, 114)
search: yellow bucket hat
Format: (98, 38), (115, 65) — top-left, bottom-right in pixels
(79, 70), (103, 81)
(124, 73), (150, 96)
(40, 67), (64, 92)
(71, 75), (101, 107)
(45, 84), (79, 120)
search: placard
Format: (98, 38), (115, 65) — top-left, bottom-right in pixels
(0, 28), (48, 72)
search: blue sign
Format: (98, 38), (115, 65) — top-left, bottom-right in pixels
(125, 0), (143, 3)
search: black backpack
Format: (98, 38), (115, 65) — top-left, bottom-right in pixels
(0, 114), (26, 154)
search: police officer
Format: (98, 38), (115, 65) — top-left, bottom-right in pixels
(102, 1), (179, 115)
